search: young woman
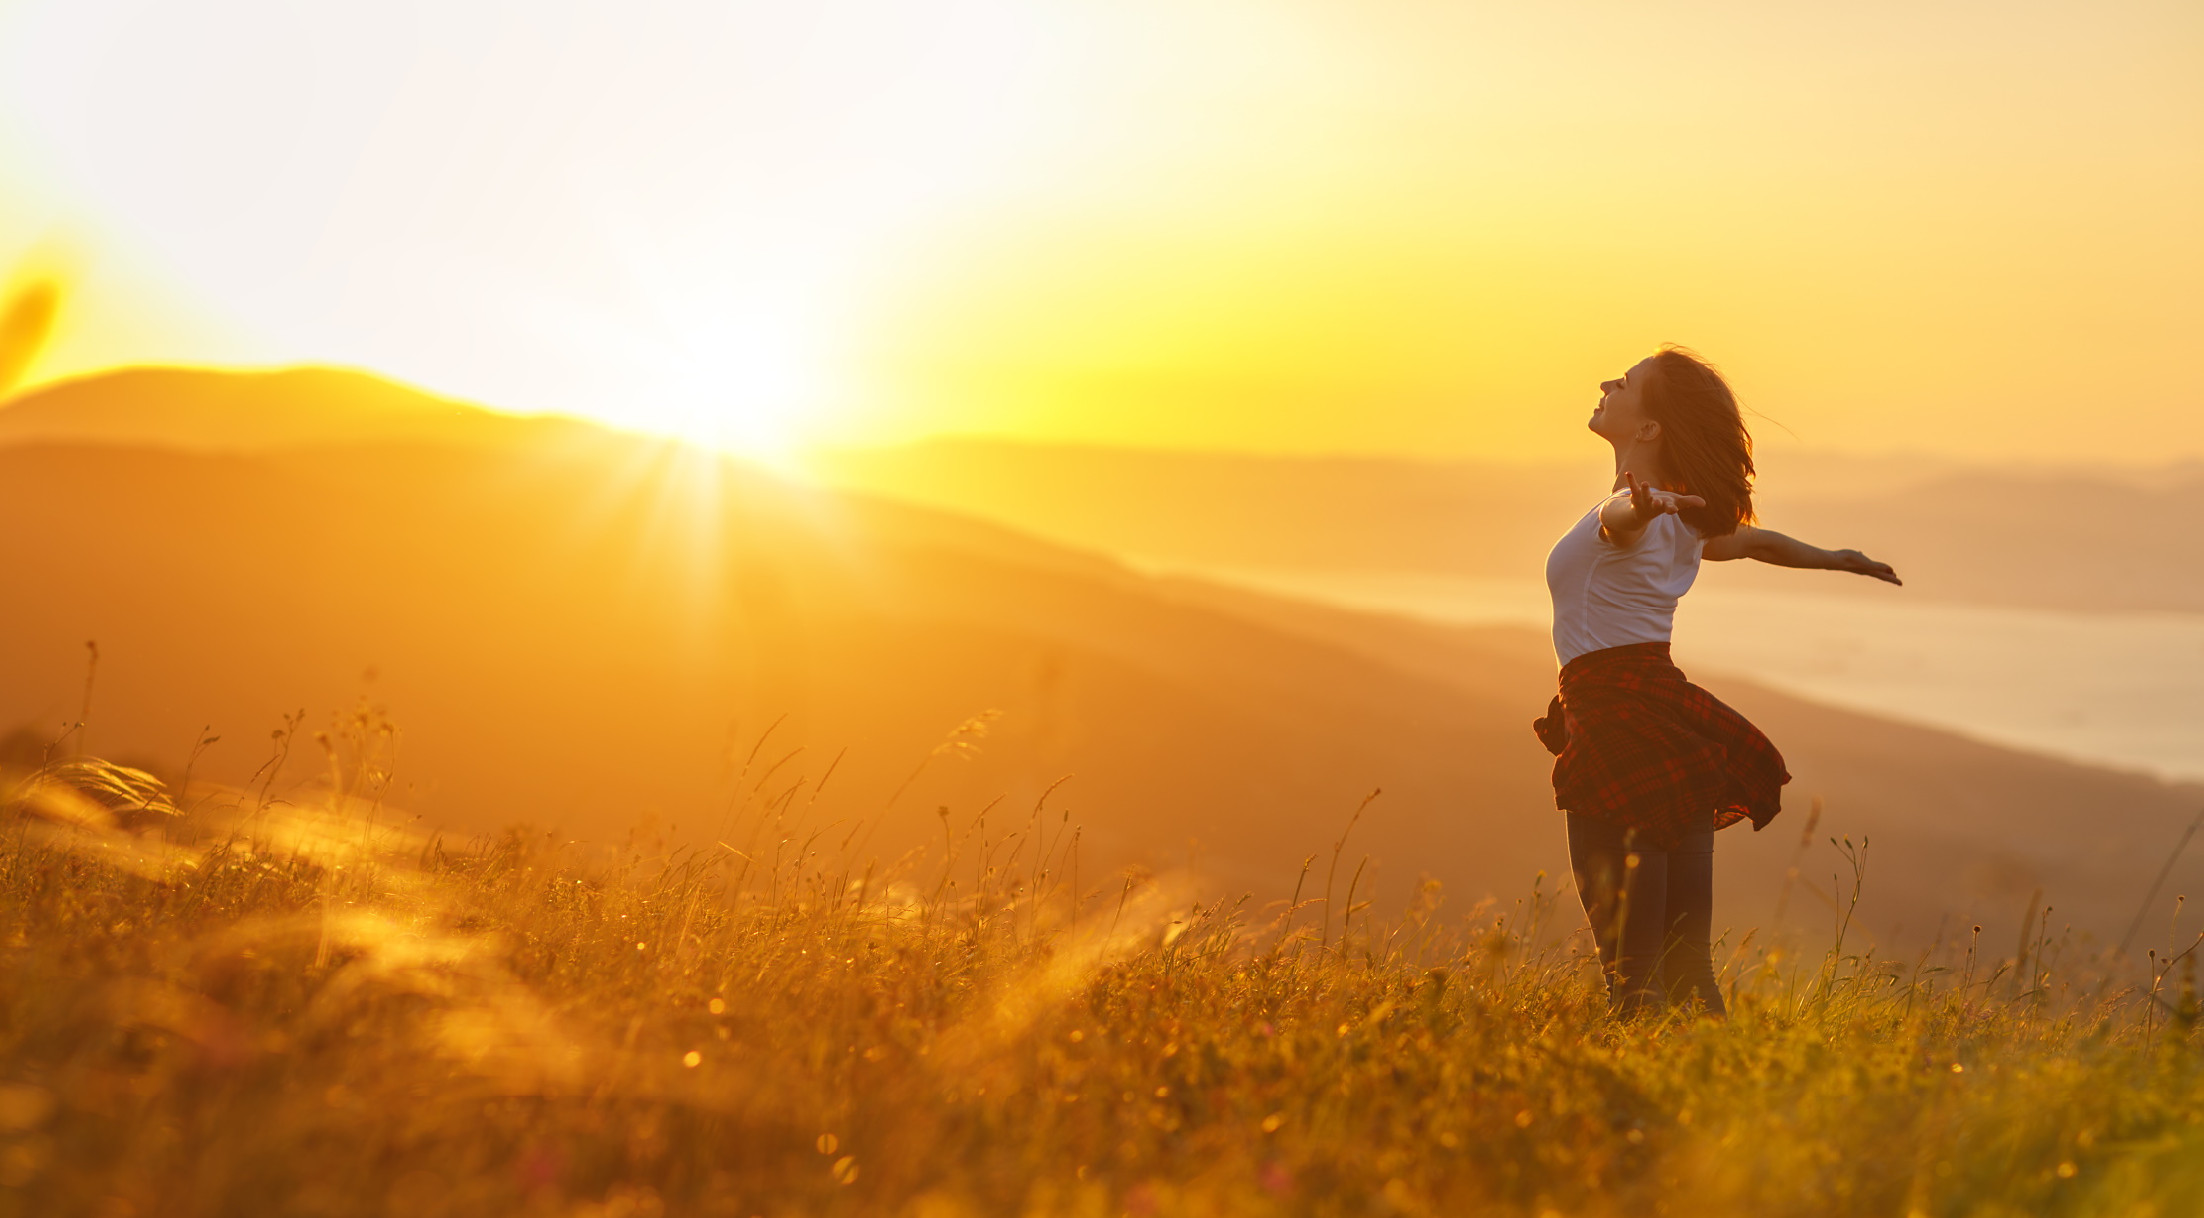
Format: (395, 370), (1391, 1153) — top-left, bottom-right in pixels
(1534, 346), (1900, 1016)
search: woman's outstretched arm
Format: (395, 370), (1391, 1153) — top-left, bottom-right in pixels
(1701, 526), (1901, 585)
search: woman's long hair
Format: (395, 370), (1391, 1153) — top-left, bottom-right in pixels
(1642, 345), (1755, 537)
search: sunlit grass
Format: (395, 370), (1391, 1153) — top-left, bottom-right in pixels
(1, 732), (2200, 1218)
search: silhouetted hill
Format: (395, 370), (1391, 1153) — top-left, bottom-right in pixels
(0, 365), (593, 452)
(810, 438), (1606, 576)
(1743, 470), (2204, 611)
(0, 367), (2194, 949)
(810, 438), (2204, 612)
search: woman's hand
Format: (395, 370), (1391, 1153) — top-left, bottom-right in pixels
(1600, 471), (1705, 544)
(1624, 471), (1705, 521)
(1831, 549), (1902, 585)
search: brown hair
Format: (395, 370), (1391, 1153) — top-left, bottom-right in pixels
(1642, 345), (1755, 537)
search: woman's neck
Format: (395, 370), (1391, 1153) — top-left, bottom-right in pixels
(1609, 441), (1666, 491)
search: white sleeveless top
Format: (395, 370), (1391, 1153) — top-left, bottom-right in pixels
(1544, 494), (1703, 666)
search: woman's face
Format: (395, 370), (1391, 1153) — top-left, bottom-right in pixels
(1589, 356), (1660, 446)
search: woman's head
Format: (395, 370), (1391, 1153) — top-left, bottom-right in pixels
(1588, 345), (1755, 536)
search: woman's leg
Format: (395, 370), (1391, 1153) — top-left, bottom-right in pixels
(1565, 812), (1671, 1014)
(1659, 825), (1725, 1016)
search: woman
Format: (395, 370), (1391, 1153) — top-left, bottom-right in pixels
(1534, 346), (1899, 1016)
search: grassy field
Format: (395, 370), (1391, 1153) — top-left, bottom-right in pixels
(1, 734), (2201, 1218)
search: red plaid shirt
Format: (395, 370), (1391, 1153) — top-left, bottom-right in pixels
(1532, 641), (1788, 849)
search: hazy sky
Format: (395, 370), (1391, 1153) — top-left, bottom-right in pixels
(0, 0), (2197, 460)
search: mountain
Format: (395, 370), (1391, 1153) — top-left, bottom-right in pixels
(807, 438), (1607, 576)
(807, 438), (2204, 612)
(0, 365), (593, 452)
(0, 367), (2196, 951)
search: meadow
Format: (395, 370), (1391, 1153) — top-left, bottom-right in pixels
(1, 720), (2201, 1218)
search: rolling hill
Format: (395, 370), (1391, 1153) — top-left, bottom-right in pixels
(808, 437), (2204, 612)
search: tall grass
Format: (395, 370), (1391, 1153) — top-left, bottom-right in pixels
(0, 725), (2200, 1218)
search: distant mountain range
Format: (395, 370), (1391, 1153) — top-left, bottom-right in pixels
(808, 437), (2204, 613)
(1, 365), (2196, 951)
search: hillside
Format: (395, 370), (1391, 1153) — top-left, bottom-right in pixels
(0, 368), (2197, 948)
(808, 438), (2204, 612)
(6, 769), (2192, 1217)
(0, 365), (593, 452)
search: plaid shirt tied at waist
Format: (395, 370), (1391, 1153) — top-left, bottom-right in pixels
(1532, 641), (1788, 849)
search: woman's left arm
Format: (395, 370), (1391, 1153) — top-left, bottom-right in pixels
(1702, 525), (1902, 585)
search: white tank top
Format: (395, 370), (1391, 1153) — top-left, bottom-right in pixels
(1544, 494), (1703, 666)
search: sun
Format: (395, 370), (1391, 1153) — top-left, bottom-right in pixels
(586, 291), (843, 468)
(629, 342), (819, 466)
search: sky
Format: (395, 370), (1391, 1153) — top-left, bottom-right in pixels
(0, 0), (2197, 462)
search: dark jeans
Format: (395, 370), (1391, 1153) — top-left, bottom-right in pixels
(1565, 812), (1724, 1017)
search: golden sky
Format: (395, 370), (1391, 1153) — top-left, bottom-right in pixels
(0, 0), (2197, 461)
